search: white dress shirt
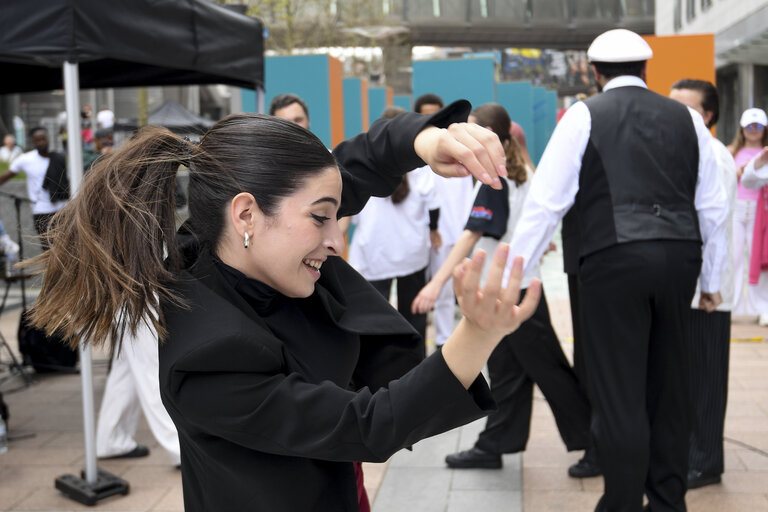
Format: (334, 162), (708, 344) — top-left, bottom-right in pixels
(506, 75), (729, 293)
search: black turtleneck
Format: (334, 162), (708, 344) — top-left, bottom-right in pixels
(214, 257), (360, 386)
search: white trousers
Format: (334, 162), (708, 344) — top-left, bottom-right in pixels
(96, 318), (180, 464)
(732, 198), (768, 315)
(428, 243), (458, 346)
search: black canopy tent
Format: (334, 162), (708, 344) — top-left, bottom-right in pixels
(117, 99), (217, 134)
(1, 0), (263, 505)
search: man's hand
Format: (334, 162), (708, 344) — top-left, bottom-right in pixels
(430, 230), (443, 251)
(414, 124), (507, 190)
(699, 292), (722, 313)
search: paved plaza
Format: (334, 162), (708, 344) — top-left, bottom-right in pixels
(0, 248), (767, 511)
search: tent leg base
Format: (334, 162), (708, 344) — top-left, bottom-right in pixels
(55, 469), (130, 506)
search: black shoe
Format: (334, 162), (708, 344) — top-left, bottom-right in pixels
(100, 445), (150, 459)
(687, 469), (721, 489)
(568, 454), (601, 478)
(445, 447), (502, 469)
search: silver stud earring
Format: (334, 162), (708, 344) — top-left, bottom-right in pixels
(244, 232), (250, 249)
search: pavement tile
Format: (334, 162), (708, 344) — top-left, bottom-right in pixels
(522, 467), (584, 491)
(523, 490), (603, 512)
(362, 461), (389, 503)
(11, 485), (167, 511)
(737, 449), (768, 471)
(148, 486), (184, 512)
(372, 467), (450, 512)
(685, 490), (768, 511)
(390, 428), (461, 468)
(692, 470), (768, 494)
(447, 490), (522, 512)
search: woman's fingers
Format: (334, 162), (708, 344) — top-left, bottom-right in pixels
(446, 123), (507, 188)
(482, 243), (509, 304)
(415, 124), (506, 190)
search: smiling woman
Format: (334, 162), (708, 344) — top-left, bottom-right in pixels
(24, 104), (539, 511)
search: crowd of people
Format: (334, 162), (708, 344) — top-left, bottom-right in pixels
(2, 26), (767, 512)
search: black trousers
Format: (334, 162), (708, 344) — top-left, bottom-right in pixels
(687, 309), (730, 476)
(579, 241), (701, 512)
(474, 289), (591, 454)
(568, 272), (589, 394)
(370, 267), (427, 352)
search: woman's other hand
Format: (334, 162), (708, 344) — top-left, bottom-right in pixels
(414, 124), (507, 190)
(412, 281), (441, 314)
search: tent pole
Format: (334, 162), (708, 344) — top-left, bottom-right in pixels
(63, 62), (96, 483)
(54, 62), (129, 506)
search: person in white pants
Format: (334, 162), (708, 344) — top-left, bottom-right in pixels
(96, 315), (180, 465)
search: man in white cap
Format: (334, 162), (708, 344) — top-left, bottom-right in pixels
(505, 29), (729, 511)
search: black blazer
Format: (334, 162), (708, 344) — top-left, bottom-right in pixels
(159, 103), (496, 512)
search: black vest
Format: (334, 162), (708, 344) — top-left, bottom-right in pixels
(576, 86), (701, 259)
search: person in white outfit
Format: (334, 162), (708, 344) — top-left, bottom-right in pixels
(96, 311), (180, 464)
(670, 79), (737, 490)
(348, 108), (440, 348)
(729, 108), (768, 322)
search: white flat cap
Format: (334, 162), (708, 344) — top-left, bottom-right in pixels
(740, 108), (768, 127)
(587, 29), (653, 63)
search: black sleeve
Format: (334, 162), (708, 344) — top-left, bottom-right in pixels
(333, 100), (471, 218)
(464, 179), (510, 240)
(428, 208), (440, 231)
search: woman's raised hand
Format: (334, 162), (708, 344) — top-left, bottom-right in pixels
(453, 244), (540, 339)
(440, 243), (541, 389)
(414, 124), (507, 190)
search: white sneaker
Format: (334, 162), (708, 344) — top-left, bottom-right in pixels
(759, 314), (768, 327)
(0, 234), (19, 257)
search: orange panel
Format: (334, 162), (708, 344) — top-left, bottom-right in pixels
(329, 56), (345, 147)
(643, 34), (715, 97)
(361, 78), (370, 131)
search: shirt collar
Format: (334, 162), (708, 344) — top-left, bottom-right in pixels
(603, 75), (648, 92)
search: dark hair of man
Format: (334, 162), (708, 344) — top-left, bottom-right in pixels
(269, 93), (309, 119)
(28, 126), (47, 138)
(470, 103), (528, 187)
(380, 106), (410, 203)
(24, 114), (336, 349)
(670, 78), (720, 128)
(592, 61), (646, 80)
(414, 93), (444, 114)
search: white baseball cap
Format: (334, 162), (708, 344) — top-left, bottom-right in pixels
(587, 29), (653, 63)
(740, 108), (768, 128)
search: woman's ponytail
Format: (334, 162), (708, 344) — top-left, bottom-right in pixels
(504, 137), (529, 187)
(25, 126), (192, 349)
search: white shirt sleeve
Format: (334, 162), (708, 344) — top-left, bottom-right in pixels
(741, 154), (768, 190)
(505, 102), (591, 279)
(689, 107), (729, 293)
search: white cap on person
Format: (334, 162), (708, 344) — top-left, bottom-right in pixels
(587, 29), (653, 63)
(740, 108), (768, 128)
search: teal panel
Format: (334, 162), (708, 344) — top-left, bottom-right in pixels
(496, 82), (534, 158)
(241, 89), (257, 113)
(266, 55), (332, 147)
(412, 59), (496, 110)
(532, 87), (548, 166)
(368, 88), (388, 122)
(545, 90), (557, 145)
(343, 78), (363, 138)
(393, 95), (412, 111)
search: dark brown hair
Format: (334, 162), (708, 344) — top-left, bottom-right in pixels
(381, 107), (410, 204)
(26, 114), (336, 349)
(470, 103), (528, 186)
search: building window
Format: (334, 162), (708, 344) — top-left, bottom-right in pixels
(686, 0), (696, 21)
(674, 0), (682, 30)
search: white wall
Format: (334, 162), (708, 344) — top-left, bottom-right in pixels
(656, 0), (768, 35)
